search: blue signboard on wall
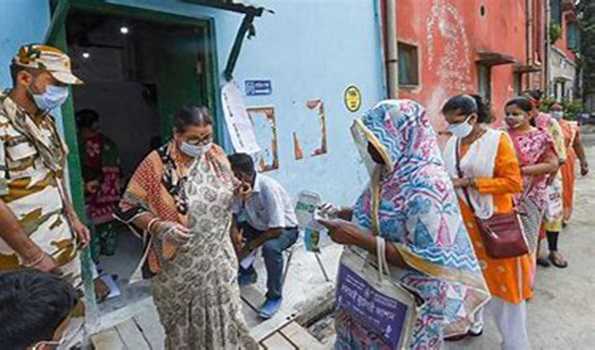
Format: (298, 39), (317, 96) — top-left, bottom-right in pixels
(245, 80), (272, 96)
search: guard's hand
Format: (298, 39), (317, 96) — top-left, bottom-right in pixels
(72, 218), (91, 248)
(317, 219), (363, 246)
(31, 253), (60, 274)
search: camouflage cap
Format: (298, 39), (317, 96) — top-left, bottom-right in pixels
(12, 44), (83, 85)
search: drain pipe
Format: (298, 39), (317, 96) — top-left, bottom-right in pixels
(386, 0), (399, 99)
(544, 0), (551, 95)
(525, 0), (533, 88)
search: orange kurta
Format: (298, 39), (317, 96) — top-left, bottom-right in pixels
(559, 120), (578, 221)
(459, 134), (534, 304)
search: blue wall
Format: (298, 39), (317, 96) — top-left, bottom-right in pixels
(0, 0), (386, 207)
(234, 1), (386, 206)
(104, 0), (387, 206)
(0, 0), (50, 88)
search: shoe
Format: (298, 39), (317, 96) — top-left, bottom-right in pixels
(238, 271), (257, 286)
(259, 297), (282, 319)
(470, 329), (483, 337)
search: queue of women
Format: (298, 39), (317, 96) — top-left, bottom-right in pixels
(318, 93), (588, 350)
(116, 92), (587, 349)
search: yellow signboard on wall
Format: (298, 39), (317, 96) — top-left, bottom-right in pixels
(344, 85), (362, 112)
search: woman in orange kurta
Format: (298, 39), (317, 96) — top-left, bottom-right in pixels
(457, 135), (532, 302)
(560, 120), (578, 221)
(442, 95), (533, 349)
(551, 104), (590, 223)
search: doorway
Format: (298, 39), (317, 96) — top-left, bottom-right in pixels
(63, 8), (218, 313)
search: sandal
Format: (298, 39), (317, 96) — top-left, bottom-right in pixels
(444, 329), (483, 342)
(549, 252), (568, 269)
(536, 256), (551, 268)
(444, 333), (468, 342)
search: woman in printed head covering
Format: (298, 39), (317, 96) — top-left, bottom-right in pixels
(319, 99), (490, 349)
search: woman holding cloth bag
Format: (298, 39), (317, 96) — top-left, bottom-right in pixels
(442, 95), (537, 349)
(318, 100), (489, 349)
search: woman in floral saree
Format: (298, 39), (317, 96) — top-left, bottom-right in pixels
(319, 100), (489, 349)
(504, 97), (559, 282)
(116, 106), (258, 350)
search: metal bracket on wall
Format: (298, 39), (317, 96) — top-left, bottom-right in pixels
(183, 0), (264, 16)
(181, 1), (267, 81)
(224, 12), (260, 81)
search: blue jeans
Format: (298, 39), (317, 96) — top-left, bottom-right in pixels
(238, 223), (298, 300)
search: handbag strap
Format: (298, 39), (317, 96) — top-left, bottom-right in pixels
(376, 236), (391, 281)
(370, 165), (383, 237)
(456, 138), (527, 215)
(454, 139), (478, 215)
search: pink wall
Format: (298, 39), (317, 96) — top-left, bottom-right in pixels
(387, 0), (545, 134)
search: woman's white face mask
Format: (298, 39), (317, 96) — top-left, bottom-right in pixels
(179, 139), (213, 158)
(551, 111), (564, 120)
(447, 115), (474, 138)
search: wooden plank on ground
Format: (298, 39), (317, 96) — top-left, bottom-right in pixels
(279, 321), (324, 350)
(240, 284), (266, 311)
(242, 299), (262, 328)
(134, 306), (166, 350)
(261, 332), (297, 350)
(116, 318), (150, 350)
(91, 328), (125, 350)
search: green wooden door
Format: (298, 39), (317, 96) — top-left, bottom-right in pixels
(45, 0), (99, 327)
(155, 27), (209, 141)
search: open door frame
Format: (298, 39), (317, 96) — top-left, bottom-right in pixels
(45, 0), (223, 330)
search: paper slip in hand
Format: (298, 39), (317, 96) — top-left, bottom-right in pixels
(240, 250), (257, 269)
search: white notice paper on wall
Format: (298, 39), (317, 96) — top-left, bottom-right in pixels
(222, 81), (261, 154)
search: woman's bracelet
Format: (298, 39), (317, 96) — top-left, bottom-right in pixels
(146, 218), (160, 235)
(23, 251), (45, 268)
(467, 177), (476, 188)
